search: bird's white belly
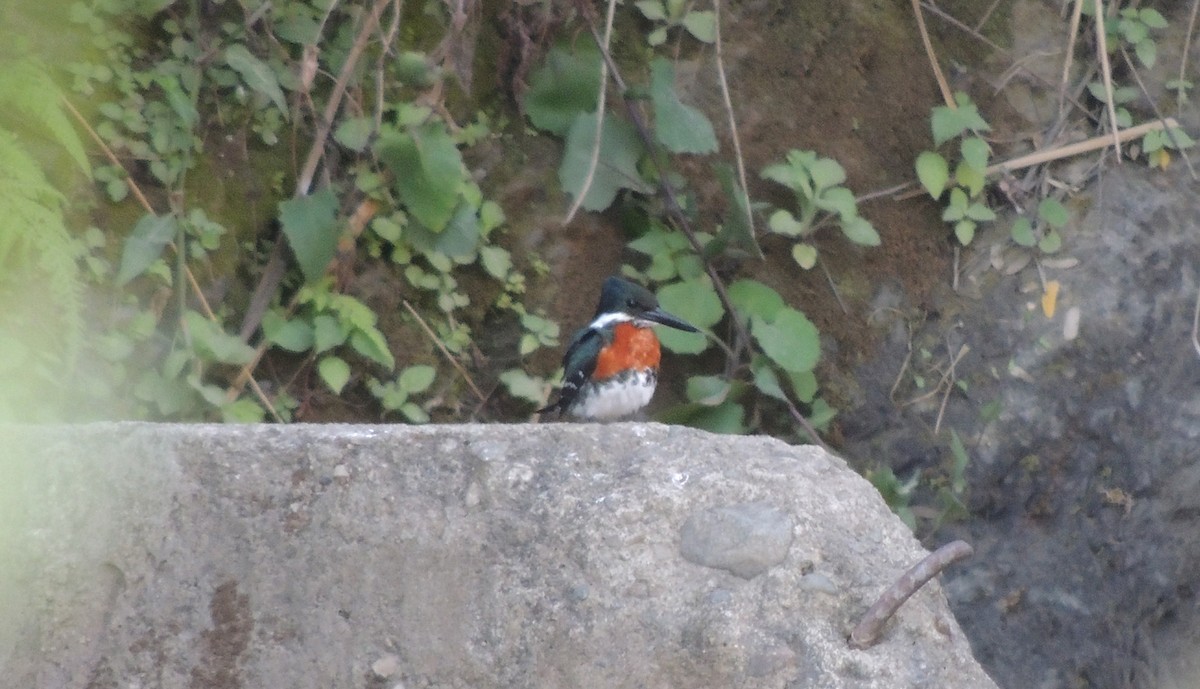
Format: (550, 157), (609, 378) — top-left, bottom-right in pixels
(571, 369), (657, 420)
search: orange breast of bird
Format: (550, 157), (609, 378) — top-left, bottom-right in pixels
(592, 322), (661, 381)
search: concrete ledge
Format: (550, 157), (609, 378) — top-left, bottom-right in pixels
(1, 423), (997, 688)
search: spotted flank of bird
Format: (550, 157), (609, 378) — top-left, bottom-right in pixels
(538, 276), (699, 420)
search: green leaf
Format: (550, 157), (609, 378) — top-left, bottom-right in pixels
(224, 43), (289, 115)
(1038, 229), (1062, 253)
(681, 10), (717, 43)
(117, 212), (177, 285)
(350, 328), (395, 369)
(500, 369), (548, 405)
(954, 160), (986, 198)
(1139, 8), (1168, 29)
(335, 117), (374, 152)
(660, 400), (746, 434)
(792, 243), (818, 269)
(954, 220), (976, 245)
(184, 311), (256, 365)
(815, 186), (857, 220)
(915, 151), (949, 199)
(312, 314), (347, 353)
(751, 307), (820, 373)
(1037, 198), (1069, 228)
(279, 187), (339, 285)
(931, 105), (966, 146)
(401, 402), (430, 423)
(948, 429), (970, 495)
(376, 122), (465, 232)
(807, 158), (846, 190)
(750, 356), (787, 401)
(523, 46), (602, 136)
(399, 365), (436, 393)
(222, 398), (265, 423)
(648, 26), (668, 46)
(650, 59), (718, 154)
(787, 369), (818, 403)
(686, 375), (730, 406)
(959, 136), (990, 170)
(262, 310), (314, 352)
(1010, 217), (1036, 247)
(1136, 38), (1156, 69)
(728, 279), (785, 321)
(965, 202), (996, 222)
(634, 0), (667, 20)
(318, 356), (351, 394)
(559, 113), (651, 211)
(841, 216), (881, 247)
(768, 209), (807, 236)
(479, 244), (511, 279)
(656, 279), (722, 354)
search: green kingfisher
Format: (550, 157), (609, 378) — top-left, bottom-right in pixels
(539, 276), (699, 420)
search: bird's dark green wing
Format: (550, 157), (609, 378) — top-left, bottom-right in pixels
(538, 325), (610, 415)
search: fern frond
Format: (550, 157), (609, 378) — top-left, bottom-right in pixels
(0, 58), (91, 177)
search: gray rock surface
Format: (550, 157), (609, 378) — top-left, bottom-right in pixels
(1, 423), (996, 689)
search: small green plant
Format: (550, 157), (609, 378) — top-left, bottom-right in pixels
(915, 92), (995, 247)
(762, 149), (881, 269)
(633, 0), (717, 46)
(1009, 197), (1068, 254)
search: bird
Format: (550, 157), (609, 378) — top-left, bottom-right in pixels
(538, 276), (699, 420)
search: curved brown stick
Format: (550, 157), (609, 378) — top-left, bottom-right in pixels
(849, 540), (974, 650)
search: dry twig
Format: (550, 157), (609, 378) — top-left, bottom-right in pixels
(402, 300), (486, 402)
(1092, 0), (1123, 160)
(713, 0), (755, 238)
(561, 0), (616, 225)
(849, 540), (974, 650)
(911, 0), (955, 108)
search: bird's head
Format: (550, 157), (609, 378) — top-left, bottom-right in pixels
(593, 276), (699, 333)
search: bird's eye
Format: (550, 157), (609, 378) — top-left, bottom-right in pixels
(626, 298), (637, 308)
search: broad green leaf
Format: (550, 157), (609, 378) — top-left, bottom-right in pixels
(279, 187), (339, 284)
(931, 105), (966, 146)
(959, 136), (990, 170)
(751, 307), (820, 373)
(682, 10), (716, 43)
(350, 328), (395, 369)
(117, 212), (177, 285)
(965, 202), (996, 222)
(634, 0), (667, 20)
(401, 402), (430, 423)
(916, 151), (949, 199)
(262, 310), (314, 352)
(523, 46), (602, 136)
(660, 400), (746, 434)
(335, 117), (374, 152)
(787, 369), (818, 403)
(1136, 38), (1156, 69)
(750, 356), (787, 401)
(943, 187), (968, 221)
(500, 369), (548, 405)
(222, 398), (265, 423)
(1010, 217), (1036, 247)
(841, 216), (881, 246)
(954, 160), (986, 198)
(184, 311), (256, 365)
(318, 355), (351, 394)
(479, 245), (512, 279)
(768, 209), (806, 236)
(954, 220), (976, 245)
(376, 122), (465, 232)
(1140, 8), (1168, 29)
(807, 158), (846, 190)
(559, 113), (651, 211)
(312, 314), (347, 353)
(686, 375), (730, 406)
(648, 26), (668, 46)
(792, 243), (817, 269)
(1037, 198), (1069, 228)
(728, 279), (785, 321)
(1038, 228), (1062, 253)
(399, 364), (436, 393)
(650, 59), (718, 154)
(657, 279), (722, 354)
(815, 186), (856, 220)
(224, 44), (289, 115)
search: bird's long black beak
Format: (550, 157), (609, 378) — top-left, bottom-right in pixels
(643, 307), (700, 333)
